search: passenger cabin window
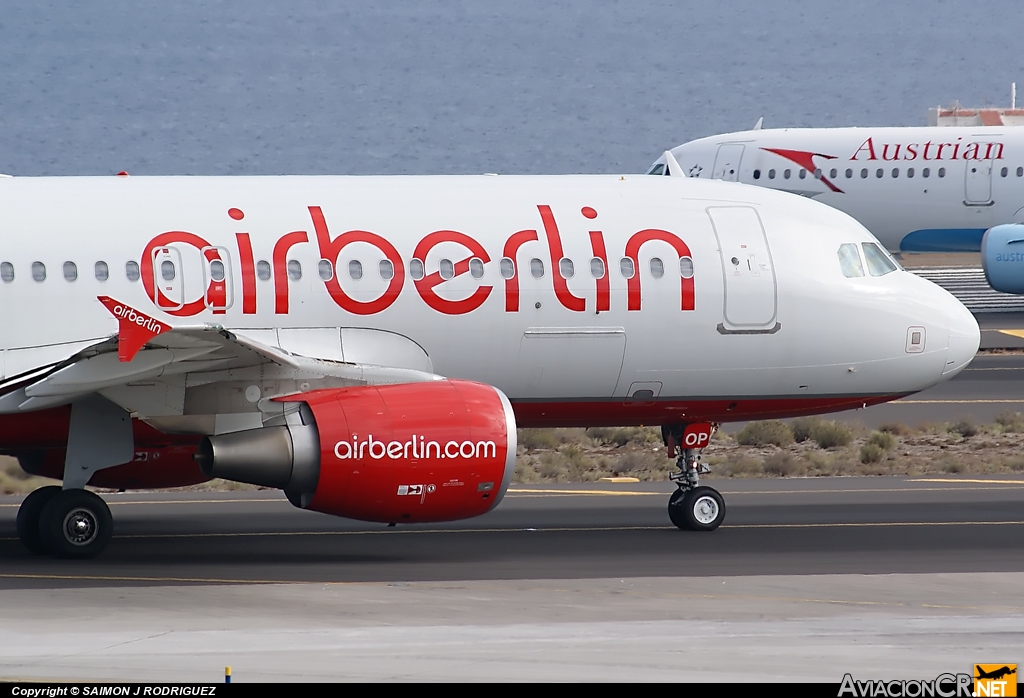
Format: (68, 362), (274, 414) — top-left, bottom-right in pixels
(439, 259), (454, 280)
(590, 258), (605, 278)
(125, 261), (140, 282)
(95, 261), (109, 281)
(318, 259), (333, 281)
(558, 258), (574, 279)
(783, 169), (791, 179)
(32, 262), (46, 282)
(619, 257), (635, 279)
(829, 168), (837, 179)
(679, 256), (694, 279)
(891, 168), (899, 178)
(798, 169), (807, 179)
(876, 168), (884, 178)
(862, 242), (898, 276)
(837, 244), (865, 278)
(410, 258), (425, 280)
(1017, 167), (1023, 177)
(469, 258), (484, 279)
(845, 169), (853, 178)
(650, 257), (665, 278)
(63, 261), (78, 282)
(0, 262), (13, 283)
(161, 260), (175, 281)
(210, 260), (226, 282)
(753, 169), (761, 180)
(768, 169), (776, 179)
(349, 259), (363, 280)
(499, 257), (515, 279)
(860, 169), (868, 179)
(287, 260), (302, 281)
(256, 260), (271, 281)
(1001, 167), (1009, 178)
(530, 258), (545, 278)
(938, 167), (946, 177)
(379, 259), (395, 280)
(907, 168), (915, 178)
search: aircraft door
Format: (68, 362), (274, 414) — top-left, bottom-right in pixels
(964, 158), (994, 205)
(707, 206), (779, 333)
(152, 247), (184, 310)
(712, 144), (745, 181)
(201, 246), (234, 314)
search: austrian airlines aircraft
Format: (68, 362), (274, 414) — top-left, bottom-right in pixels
(647, 127), (1024, 293)
(0, 174), (978, 558)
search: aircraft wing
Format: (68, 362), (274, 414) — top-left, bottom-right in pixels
(0, 297), (443, 421)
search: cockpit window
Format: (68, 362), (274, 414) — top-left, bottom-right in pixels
(837, 243), (865, 278)
(646, 163), (666, 176)
(862, 242), (898, 276)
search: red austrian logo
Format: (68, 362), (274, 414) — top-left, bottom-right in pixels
(761, 148), (844, 193)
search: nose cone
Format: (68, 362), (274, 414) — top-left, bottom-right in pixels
(943, 298), (980, 376)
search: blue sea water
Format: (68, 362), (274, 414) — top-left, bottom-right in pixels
(0, 1), (1022, 176)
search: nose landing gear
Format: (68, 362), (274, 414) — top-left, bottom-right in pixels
(663, 423), (726, 531)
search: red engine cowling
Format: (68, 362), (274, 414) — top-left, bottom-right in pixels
(198, 380), (517, 524)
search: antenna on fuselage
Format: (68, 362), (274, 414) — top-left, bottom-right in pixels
(752, 116), (764, 130)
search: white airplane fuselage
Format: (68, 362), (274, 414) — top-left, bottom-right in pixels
(655, 127), (1024, 253)
(0, 174), (978, 430)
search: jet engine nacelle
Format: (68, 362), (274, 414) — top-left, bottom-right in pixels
(197, 380), (517, 524)
(981, 224), (1024, 294)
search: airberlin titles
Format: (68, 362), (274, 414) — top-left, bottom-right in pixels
(140, 204), (697, 318)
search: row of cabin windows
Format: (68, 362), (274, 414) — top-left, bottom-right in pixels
(755, 165), (1024, 181)
(755, 166), (950, 180)
(0, 256), (697, 284)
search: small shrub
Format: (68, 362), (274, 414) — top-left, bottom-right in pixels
(949, 419), (977, 438)
(879, 422), (913, 436)
(519, 429), (560, 450)
(867, 431), (898, 451)
(859, 443), (886, 464)
(736, 420), (794, 447)
(716, 455), (762, 477)
(995, 411), (1024, 433)
(763, 451), (802, 476)
(791, 417), (820, 443)
(810, 421), (853, 449)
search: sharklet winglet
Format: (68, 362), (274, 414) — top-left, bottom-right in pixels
(97, 296), (172, 363)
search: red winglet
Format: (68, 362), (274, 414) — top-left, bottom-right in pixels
(97, 296), (171, 362)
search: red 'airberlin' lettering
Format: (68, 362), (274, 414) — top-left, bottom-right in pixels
(140, 204), (696, 319)
(309, 206), (405, 315)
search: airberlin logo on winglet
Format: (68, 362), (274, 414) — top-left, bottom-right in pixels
(334, 435), (498, 461)
(97, 296), (172, 363)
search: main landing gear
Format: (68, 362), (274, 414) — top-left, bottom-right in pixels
(662, 423), (726, 531)
(16, 486), (113, 558)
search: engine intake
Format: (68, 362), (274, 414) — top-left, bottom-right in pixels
(981, 224), (1024, 294)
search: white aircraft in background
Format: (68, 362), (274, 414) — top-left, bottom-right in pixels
(647, 126), (1024, 293)
(0, 173), (978, 558)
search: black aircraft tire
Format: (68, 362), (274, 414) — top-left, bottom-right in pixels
(39, 489), (113, 559)
(682, 486), (726, 532)
(667, 488), (692, 530)
(16, 485), (61, 555)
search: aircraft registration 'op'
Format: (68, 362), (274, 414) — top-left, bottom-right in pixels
(0, 173), (979, 557)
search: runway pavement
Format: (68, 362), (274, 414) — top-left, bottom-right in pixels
(1, 480), (1023, 681)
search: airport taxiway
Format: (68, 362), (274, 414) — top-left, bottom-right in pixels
(1, 479), (1023, 681)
